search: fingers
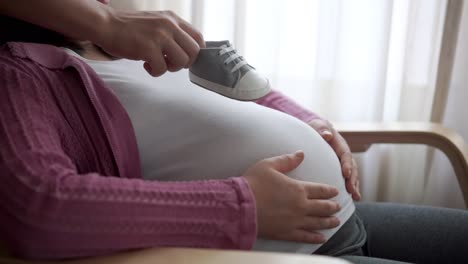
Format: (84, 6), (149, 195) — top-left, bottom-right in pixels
(170, 12), (204, 67)
(309, 119), (334, 141)
(144, 48), (168, 77)
(329, 132), (351, 160)
(327, 130), (362, 199)
(350, 159), (361, 200)
(286, 230), (326, 244)
(163, 40), (190, 72)
(267, 151), (305, 174)
(308, 119), (361, 201)
(354, 180), (361, 201)
(246, 150), (346, 244)
(304, 182), (339, 199)
(343, 154), (361, 200)
(143, 32), (195, 75)
(304, 199), (341, 216)
(301, 216), (340, 231)
(145, 32), (196, 75)
(347, 179), (361, 201)
(287, 216), (341, 244)
(173, 29), (201, 68)
(178, 20), (206, 48)
(140, 11), (203, 75)
(340, 151), (354, 179)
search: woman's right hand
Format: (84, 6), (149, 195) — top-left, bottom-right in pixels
(0, 1), (203, 76)
(97, 8), (205, 77)
(243, 151), (341, 244)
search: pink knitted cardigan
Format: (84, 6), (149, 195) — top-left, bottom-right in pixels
(0, 42), (319, 260)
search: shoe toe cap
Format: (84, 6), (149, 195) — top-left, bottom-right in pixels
(236, 71), (271, 95)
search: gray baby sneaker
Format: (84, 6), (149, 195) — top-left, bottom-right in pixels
(189, 41), (271, 101)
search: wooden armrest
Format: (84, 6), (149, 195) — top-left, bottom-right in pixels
(334, 122), (468, 207)
(0, 248), (350, 264)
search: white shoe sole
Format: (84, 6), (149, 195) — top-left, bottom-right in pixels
(189, 71), (271, 101)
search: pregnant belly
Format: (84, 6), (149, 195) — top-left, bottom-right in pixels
(143, 102), (346, 191)
(103, 70), (355, 253)
(129, 73), (342, 186)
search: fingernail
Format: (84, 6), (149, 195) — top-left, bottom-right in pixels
(354, 193), (361, 201)
(331, 188), (339, 196)
(318, 235), (326, 243)
(320, 129), (333, 139)
(336, 203), (341, 211)
(348, 169), (352, 176)
(294, 150), (304, 158)
(144, 63), (153, 75)
(333, 217), (341, 225)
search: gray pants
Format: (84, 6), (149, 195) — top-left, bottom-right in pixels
(316, 202), (468, 264)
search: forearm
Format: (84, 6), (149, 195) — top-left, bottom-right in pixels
(1, 161), (256, 259)
(256, 89), (322, 123)
(0, 65), (256, 260)
(0, 0), (113, 44)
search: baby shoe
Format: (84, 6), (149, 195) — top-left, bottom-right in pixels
(189, 41), (271, 101)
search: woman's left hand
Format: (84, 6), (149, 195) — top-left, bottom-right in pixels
(308, 119), (361, 201)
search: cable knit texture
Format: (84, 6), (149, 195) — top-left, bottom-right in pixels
(0, 42), (319, 260)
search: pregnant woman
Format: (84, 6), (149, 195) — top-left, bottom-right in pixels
(64, 41), (468, 263)
(1, 3), (468, 264)
(63, 45), (355, 254)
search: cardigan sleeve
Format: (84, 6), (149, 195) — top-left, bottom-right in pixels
(0, 65), (256, 260)
(256, 89), (322, 123)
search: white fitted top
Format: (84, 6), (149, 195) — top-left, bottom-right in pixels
(66, 49), (354, 254)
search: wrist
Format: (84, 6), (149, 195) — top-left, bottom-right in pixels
(88, 4), (117, 46)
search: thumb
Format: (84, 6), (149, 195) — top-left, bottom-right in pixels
(269, 151), (305, 174)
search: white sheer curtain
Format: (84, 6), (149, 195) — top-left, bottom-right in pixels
(110, 0), (466, 208)
(426, 1), (468, 209)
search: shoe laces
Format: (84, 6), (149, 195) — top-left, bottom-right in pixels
(218, 45), (248, 73)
